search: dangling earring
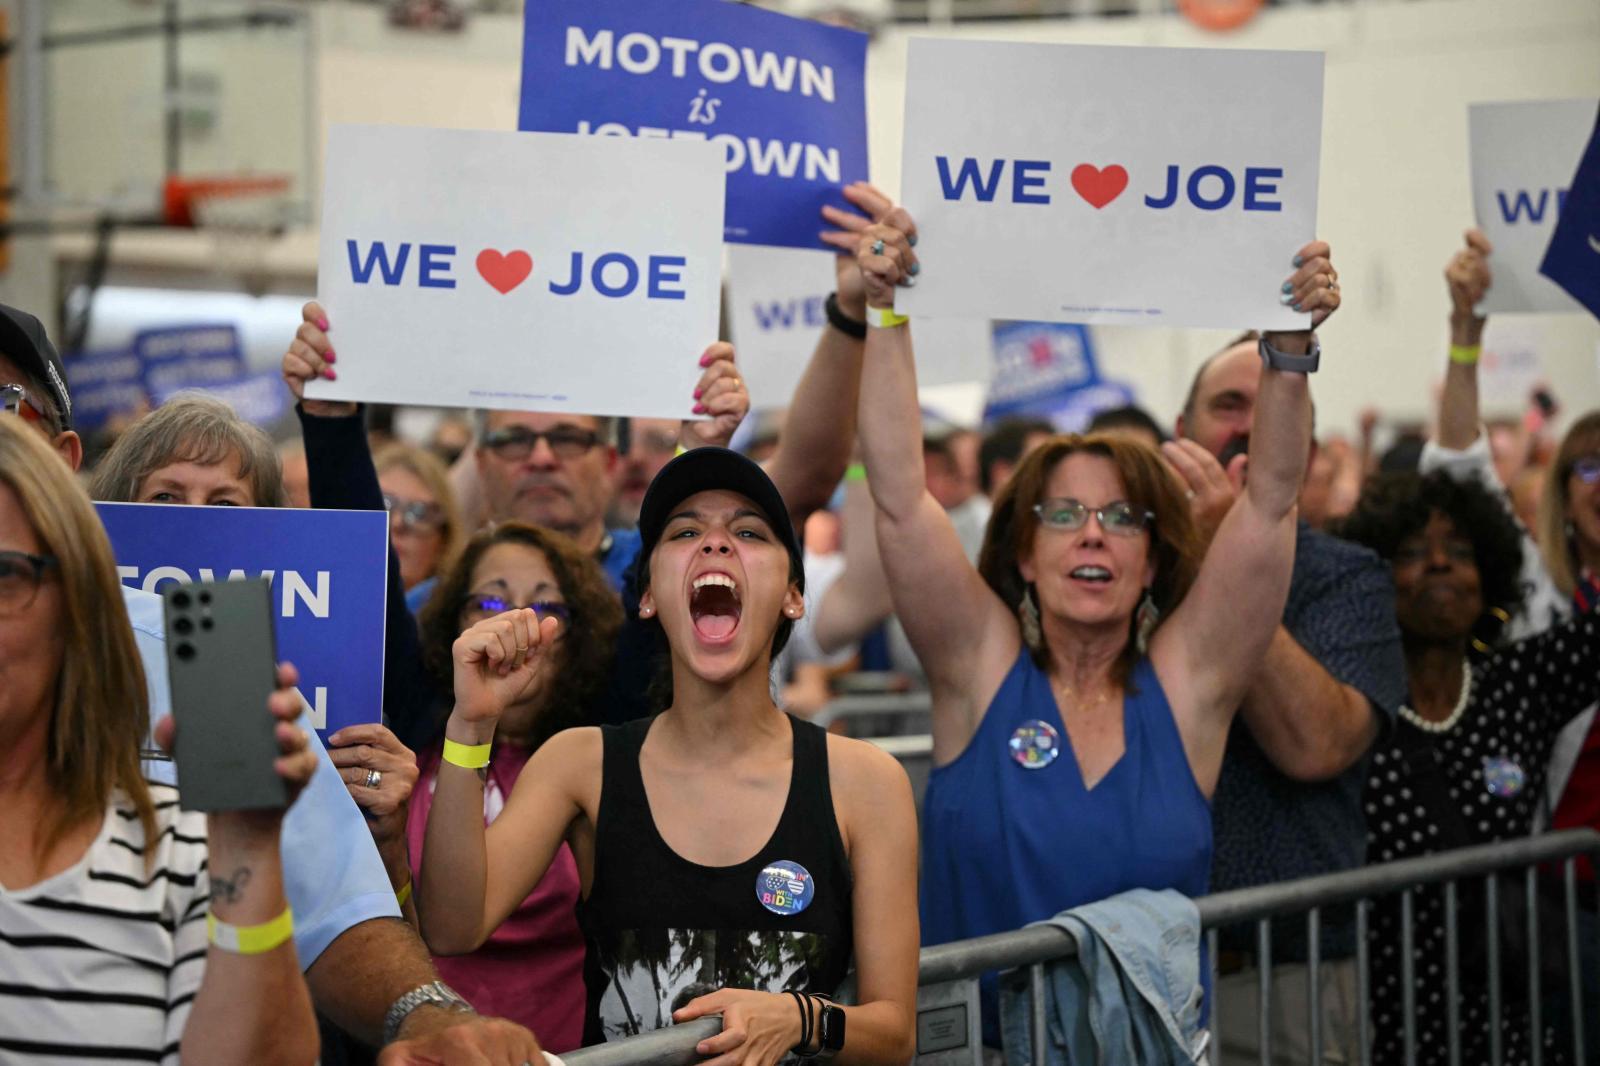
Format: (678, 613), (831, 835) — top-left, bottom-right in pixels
(1019, 585), (1044, 652)
(1470, 605), (1511, 655)
(1135, 590), (1159, 655)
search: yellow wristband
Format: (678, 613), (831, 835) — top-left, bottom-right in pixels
(675, 445), (688, 457)
(442, 738), (492, 769)
(208, 906), (294, 955)
(1449, 344), (1481, 365)
(844, 462), (867, 484)
(396, 879), (413, 908)
(865, 306), (909, 329)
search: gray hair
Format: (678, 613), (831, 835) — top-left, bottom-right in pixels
(88, 393), (285, 506)
(471, 408), (618, 448)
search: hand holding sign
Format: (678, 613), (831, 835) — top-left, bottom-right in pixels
(451, 608), (563, 729)
(838, 195), (921, 311)
(283, 301), (355, 419)
(820, 182), (913, 319)
(681, 342), (750, 448)
(326, 723), (420, 852)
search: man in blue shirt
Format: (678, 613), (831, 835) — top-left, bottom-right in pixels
(1, 304), (539, 1061)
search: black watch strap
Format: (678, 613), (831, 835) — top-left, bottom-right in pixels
(814, 999), (845, 1059)
(825, 292), (867, 340)
(1258, 335), (1320, 373)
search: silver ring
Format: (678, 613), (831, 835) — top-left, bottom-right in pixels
(364, 768), (382, 789)
(871, 239), (885, 256)
(1186, 490), (1197, 501)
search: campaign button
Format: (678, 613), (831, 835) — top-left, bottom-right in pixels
(1009, 719), (1061, 770)
(1482, 756), (1525, 798)
(757, 860), (814, 916)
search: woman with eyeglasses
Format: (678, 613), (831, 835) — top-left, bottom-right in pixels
(843, 197), (1337, 1042)
(374, 442), (464, 600)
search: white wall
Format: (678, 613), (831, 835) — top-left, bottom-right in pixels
(13, 0), (1600, 435)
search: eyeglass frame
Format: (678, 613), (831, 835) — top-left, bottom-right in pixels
(1031, 498), (1155, 538)
(0, 549), (59, 616)
(381, 492), (446, 533)
(480, 425), (603, 463)
(1, 383), (44, 424)
(459, 593), (573, 626)
(1568, 454), (1600, 486)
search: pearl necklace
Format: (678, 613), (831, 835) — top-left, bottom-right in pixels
(1398, 661), (1474, 734)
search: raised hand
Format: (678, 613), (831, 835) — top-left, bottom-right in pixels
(1161, 438), (1245, 546)
(822, 183), (920, 312)
(1446, 229), (1492, 346)
(681, 342), (749, 450)
(283, 300), (358, 418)
(451, 608), (562, 728)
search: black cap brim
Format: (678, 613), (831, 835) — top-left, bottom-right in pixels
(635, 447), (803, 594)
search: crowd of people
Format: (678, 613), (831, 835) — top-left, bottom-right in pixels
(1, 163), (1597, 1066)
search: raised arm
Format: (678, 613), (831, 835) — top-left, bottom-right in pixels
(812, 474), (894, 656)
(1155, 243), (1335, 784)
(1437, 229), (1492, 451)
(417, 609), (583, 954)
(850, 206), (1021, 759)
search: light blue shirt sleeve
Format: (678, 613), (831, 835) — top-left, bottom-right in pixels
(125, 585), (402, 968)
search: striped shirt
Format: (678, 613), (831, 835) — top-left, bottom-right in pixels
(0, 784), (210, 1064)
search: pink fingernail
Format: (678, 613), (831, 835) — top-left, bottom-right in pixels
(324, 368), (338, 381)
(693, 387), (704, 399)
(693, 403), (707, 414)
(324, 350), (336, 364)
(317, 318), (329, 331)
(700, 354), (713, 367)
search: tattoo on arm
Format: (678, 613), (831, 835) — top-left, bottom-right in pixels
(210, 866), (253, 904)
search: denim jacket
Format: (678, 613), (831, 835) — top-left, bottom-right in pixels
(999, 889), (1209, 1066)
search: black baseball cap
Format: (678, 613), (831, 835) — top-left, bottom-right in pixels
(636, 447), (804, 593)
(0, 303), (71, 430)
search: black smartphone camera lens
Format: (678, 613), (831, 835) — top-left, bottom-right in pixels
(173, 617), (194, 635)
(200, 618), (214, 631)
(198, 591), (212, 605)
(171, 590), (192, 609)
(175, 643), (196, 661)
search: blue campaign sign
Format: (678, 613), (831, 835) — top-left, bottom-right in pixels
(96, 503), (389, 738)
(150, 370), (293, 428)
(984, 321), (1102, 422)
(134, 324), (247, 397)
(65, 349), (147, 432)
(518, 0), (868, 250)
(1540, 111), (1600, 321)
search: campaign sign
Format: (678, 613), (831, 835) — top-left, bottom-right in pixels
(895, 40), (1323, 329)
(725, 244), (994, 406)
(984, 321), (1099, 421)
(149, 370), (293, 428)
(518, 0), (868, 250)
(96, 503), (389, 737)
(1470, 99), (1599, 315)
(65, 349), (147, 432)
(308, 124), (724, 419)
(134, 324), (247, 398)
(1539, 108), (1600, 321)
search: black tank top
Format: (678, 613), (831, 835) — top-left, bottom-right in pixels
(580, 713), (855, 1044)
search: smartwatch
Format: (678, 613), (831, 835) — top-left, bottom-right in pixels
(814, 999), (846, 1059)
(1258, 335), (1320, 374)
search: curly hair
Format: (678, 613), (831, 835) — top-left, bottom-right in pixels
(1336, 471), (1526, 637)
(978, 432), (1204, 687)
(418, 522), (622, 751)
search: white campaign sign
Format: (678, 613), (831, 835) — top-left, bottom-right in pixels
(1470, 99), (1599, 316)
(895, 40), (1323, 330)
(309, 124), (725, 417)
(726, 243), (993, 407)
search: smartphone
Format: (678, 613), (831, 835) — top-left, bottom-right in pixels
(162, 578), (289, 812)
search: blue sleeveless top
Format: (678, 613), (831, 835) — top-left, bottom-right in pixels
(922, 649), (1213, 1033)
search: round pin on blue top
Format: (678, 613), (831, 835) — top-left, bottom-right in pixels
(1483, 755), (1525, 798)
(1010, 719), (1061, 770)
(757, 860), (814, 916)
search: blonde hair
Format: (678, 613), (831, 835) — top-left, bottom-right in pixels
(1538, 411), (1600, 597)
(374, 442), (465, 578)
(89, 393), (284, 506)
(0, 417), (156, 866)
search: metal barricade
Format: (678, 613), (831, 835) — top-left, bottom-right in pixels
(563, 829), (1600, 1066)
(812, 692), (933, 738)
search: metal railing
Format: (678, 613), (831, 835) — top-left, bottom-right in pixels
(564, 829), (1600, 1066)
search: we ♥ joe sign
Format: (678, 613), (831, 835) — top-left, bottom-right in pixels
(308, 124), (724, 418)
(895, 40), (1324, 330)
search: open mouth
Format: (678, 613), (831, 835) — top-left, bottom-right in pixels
(1069, 565), (1114, 585)
(690, 572), (742, 642)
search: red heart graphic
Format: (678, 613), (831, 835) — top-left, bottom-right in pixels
(1071, 164), (1129, 210)
(476, 249), (533, 294)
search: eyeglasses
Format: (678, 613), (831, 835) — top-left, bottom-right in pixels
(1, 384), (43, 424)
(481, 426), (601, 462)
(461, 594), (572, 625)
(1032, 498), (1154, 537)
(382, 493), (445, 533)
(1571, 455), (1600, 485)
(0, 550), (57, 616)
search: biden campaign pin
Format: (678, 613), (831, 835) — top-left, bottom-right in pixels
(757, 861), (815, 917)
(1009, 720), (1061, 770)
(1482, 756), (1526, 798)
